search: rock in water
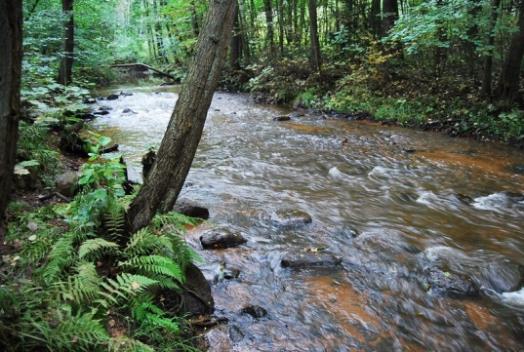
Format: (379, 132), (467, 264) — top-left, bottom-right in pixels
(241, 305), (267, 318)
(422, 267), (479, 298)
(174, 199), (210, 219)
(273, 115), (291, 121)
(281, 251), (342, 269)
(271, 209), (312, 228)
(200, 228), (247, 249)
(106, 94), (119, 100)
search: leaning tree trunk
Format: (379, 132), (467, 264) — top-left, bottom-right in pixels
(58, 0), (74, 85)
(308, 0), (322, 72)
(0, 0), (23, 246)
(496, 0), (524, 104)
(126, 0), (237, 234)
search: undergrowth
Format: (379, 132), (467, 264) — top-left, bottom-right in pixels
(1, 146), (202, 351)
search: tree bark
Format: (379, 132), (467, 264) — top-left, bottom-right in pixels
(58, 0), (74, 85)
(308, 0), (322, 72)
(263, 0), (275, 55)
(382, 0), (399, 34)
(231, 1), (242, 69)
(0, 0), (23, 246)
(482, 0), (501, 98)
(369, 0), (380, 36)
(126, 0), (237, 234)
(496, 0), (524, 103)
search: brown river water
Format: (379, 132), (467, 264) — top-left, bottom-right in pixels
(93, 86), (524, 351)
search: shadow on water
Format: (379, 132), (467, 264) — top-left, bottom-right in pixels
(93, 86), (524, 351)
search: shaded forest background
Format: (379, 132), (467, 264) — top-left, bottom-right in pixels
(23, 0), (524, 143)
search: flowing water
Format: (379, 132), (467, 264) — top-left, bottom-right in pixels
(93, 86), (524, 351)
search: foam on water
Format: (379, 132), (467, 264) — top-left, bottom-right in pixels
(472, 192), (508, 212)
(501, 287), (524, 306)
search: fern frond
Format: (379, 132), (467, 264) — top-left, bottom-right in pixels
(78, 238), (120, 260)
(100, 274), (159, 304)
(103, 201), (127, 242)
(151, 212), (198, 232)
(119, 255), (184, 283)
(23, 308), (109, 352)
(125, 230), (171, 257)
(40, 232), (76, 281)
(58, 261), (102, 304)
(108, 336), (155, 352)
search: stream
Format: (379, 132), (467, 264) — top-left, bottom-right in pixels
(93, 86), (524, 351)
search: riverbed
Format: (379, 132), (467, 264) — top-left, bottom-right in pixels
(93, 86), (524, 351)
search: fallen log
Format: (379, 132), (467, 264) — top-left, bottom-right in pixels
(111, 63), (176, 80)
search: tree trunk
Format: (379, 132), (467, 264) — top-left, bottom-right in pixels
(496, 0), (524, 103)
(126, 0), (237, 234)
(277, 0), (285, 55)
(308, 0), (322, 72)
(58, 0), (74, 85)
(263, 0), (275, 54)
(0, 0), (23, 246)
(231, 1), (242, 69)
(369, 0), (380, 36)
(382, 0), (398, 34)
(482, 0), (501, 98)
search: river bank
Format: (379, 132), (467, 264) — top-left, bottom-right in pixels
(91, 85), (524, 351)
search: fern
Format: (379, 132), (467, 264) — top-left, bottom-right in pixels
(108, 336), (155, 352)
(40, 232), (77, 281)
(58, 262), (102, 304)
(151, 212), (198, 232)
(78, 238), (120, 260)
(119, 255), (184, 284)
(23, 308), (109, 352)
(103, 201), (127, 242)
(125, 230), (172, 257)
(100, 274), (159, 304)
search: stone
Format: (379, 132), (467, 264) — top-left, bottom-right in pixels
(241, 305), (267, 319)
(511, 164), (524, 175)
(271, 209), (312, 228)
(422, 267), (479, 298)
(482, 261), (522, 293)
(281, 251), (342, 269)
(273, 115), (291, 121)
(164, 263), (214, 316)
(83, 97), (96, 104)
(200, 228), (247, 249)
(106, 94), (119, 100)
(174, 199), (210, 219)
(94, 110), (110, 116)
(228, 325), (244, 343)
(55, 171), (80, 197)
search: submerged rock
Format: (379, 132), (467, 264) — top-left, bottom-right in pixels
(228, 325), (244, 343)
(200, 228), (247, 249)
(273, 115), (291, 121)
(482, 261), (523, 293)
(122, 108), (136, 114)
(174, 199), (210, 219)
(271, 209), (312, 228)
(422, 267), (479, 298)
(241, 305), (267, 319)
(281, 251), (342, 269)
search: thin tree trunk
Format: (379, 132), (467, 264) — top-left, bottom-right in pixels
(482, 0), (501, 98)
(308, 0), (322, 72)
(231, 1), (242, 69)
(277, 0), (285, 55)
(382, 0), (399, 34)
(263, 0), (275, 54)
(369, 0), (380, 36)
(58, 0), (74, 85)
(496, 0), (524, 103)
(127, 0), (237, 234)
(0, 0), (23, 246)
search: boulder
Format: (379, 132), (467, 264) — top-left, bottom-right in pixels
(482, 261), (523, 293)
(241, 305), (267, 319)
(94, 110), (110, 116)
(422, 267), (479, 298)
(160, 263), (214, 316)
(271, 209), (312, 228)
(273, 115), (291, 121)
(55, 171), (80, 197)
(106, 94), (119, 100)
(200, 228), (247, 249)
(174, 199), (210, 220)
(141, 149), (156, 181)
(281, 251), (342, 269)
